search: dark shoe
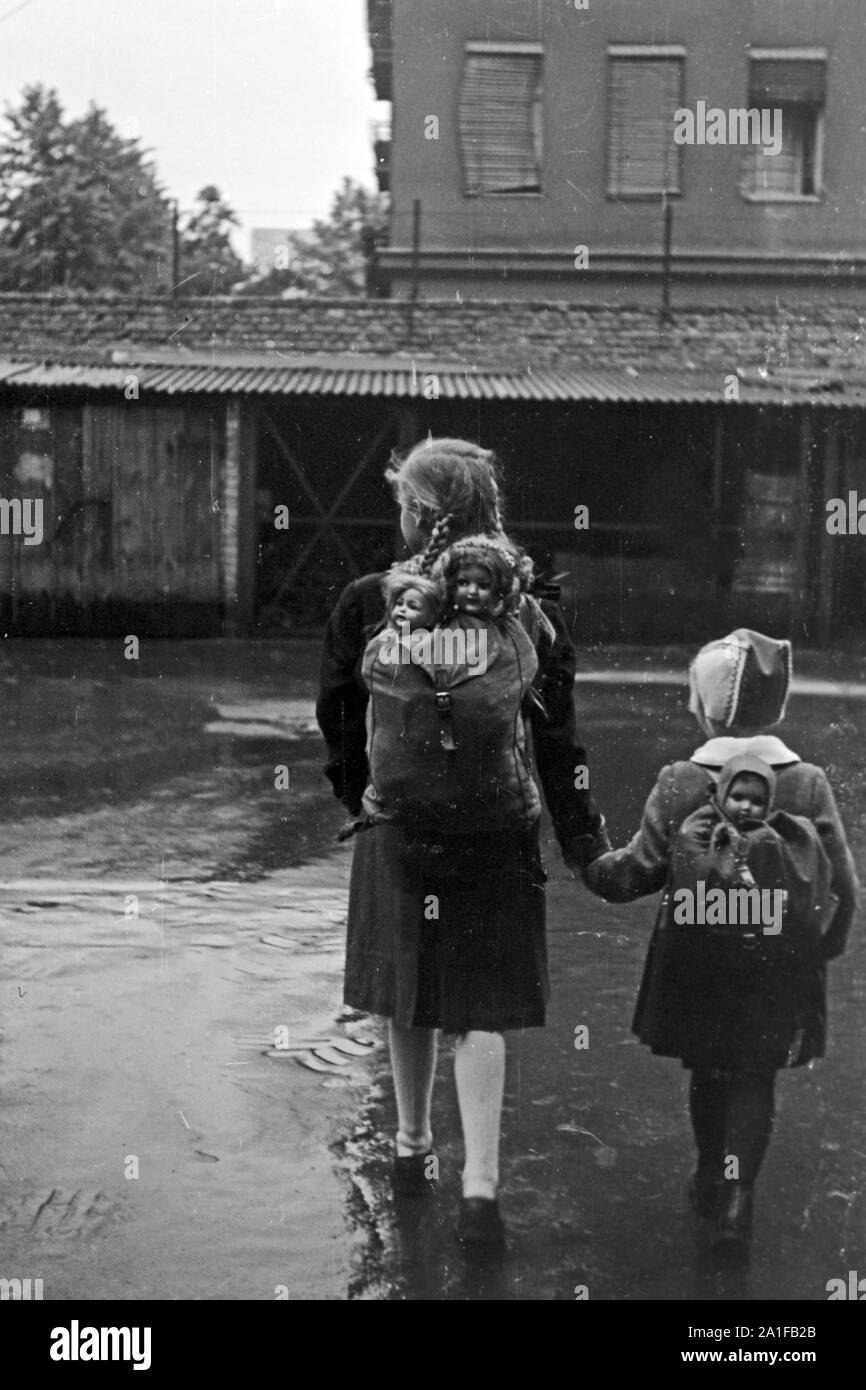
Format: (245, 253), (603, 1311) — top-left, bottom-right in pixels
(456, 1196), (506, 1248)
(686, 1171), (722, 1219)
(712, 1180), (754, 1255)
(392, 1152), (435, 1197)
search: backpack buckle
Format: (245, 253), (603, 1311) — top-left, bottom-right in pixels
(434, 673), (457, 751)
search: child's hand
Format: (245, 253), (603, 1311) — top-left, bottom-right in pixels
(678, 803), (716, 847)
(562, 816), (611, 873)
(337, 816), (366, 843)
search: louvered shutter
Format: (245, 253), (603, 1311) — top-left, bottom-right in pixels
(607, 57), (683, 196)
(750, 59), (826, 105)
(459, 52), (543, 195)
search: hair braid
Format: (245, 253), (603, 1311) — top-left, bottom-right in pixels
(417, 513), (454, 575)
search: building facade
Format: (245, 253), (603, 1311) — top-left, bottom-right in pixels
(369, 0), (866, 303)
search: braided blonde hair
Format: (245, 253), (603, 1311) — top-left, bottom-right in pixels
(385, 436), (553, 639)
(386, 437), (504, 537)
(417, 514), (454, 576)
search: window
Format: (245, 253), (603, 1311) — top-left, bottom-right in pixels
(742, 50), (826, 200)
(458, 42), (543, 195)
(607, 45), (685, 198)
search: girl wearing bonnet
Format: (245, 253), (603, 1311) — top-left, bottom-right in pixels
(582, 628), (859, 1256)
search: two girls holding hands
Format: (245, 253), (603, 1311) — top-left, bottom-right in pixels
(317, 437), (858, 1258)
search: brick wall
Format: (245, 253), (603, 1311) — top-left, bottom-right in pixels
(0, 293), (865, 378)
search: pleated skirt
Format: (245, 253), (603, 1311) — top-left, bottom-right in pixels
(344, 819), (549, 1032)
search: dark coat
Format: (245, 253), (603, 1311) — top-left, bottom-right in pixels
(316, 572), (602, 1030)
(584, 739), (859, 1072)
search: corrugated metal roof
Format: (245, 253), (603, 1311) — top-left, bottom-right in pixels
(1, 362), (130, 389)
(0, 355), (864, 406)
(0, 361), (30, 383)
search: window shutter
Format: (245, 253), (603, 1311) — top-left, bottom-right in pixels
(607, 56), (683, 196)
(459, 52), (543, 195)
(749, 59), (826, 105)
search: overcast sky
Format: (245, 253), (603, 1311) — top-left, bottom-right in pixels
(0, 0), (380, 252)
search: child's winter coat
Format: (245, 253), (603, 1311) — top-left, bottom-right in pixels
(583, 736), (859, 1072)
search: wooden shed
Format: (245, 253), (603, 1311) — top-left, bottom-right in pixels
(1, 294), (865, 642)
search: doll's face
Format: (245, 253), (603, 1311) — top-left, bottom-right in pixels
(452, 563), (500, 616)
(390, 586), (436, 630)
(722, 773), (769, 826)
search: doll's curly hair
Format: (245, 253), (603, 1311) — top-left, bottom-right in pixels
(432, 535), (520, 612)
(381, 568), (444, 622)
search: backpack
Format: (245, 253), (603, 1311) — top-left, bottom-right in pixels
(668, 793), (836, 963)
(361, 610), (541, 835)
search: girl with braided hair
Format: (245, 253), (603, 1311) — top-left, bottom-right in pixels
(317, 436), (606, 1248)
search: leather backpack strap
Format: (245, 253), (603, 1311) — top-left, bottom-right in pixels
(434, 668), (457, 750)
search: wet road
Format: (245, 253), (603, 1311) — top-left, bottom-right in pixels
(0, 677), (373, 1302)
(348, 681), (866, 1301)
(1, 654), (863, 1301)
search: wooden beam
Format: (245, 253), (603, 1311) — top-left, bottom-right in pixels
(325, 414), (397, 522)
(712, 411), (724, 513)
(711, 410), (725, 596)
(258, 406), (359, 574)
(393, 405), (420, 553)
(790, 410), (813, 639)
(236, 399), (259, 630)
(815, 414), (840, 646)
(221, 397), (242, 635)
(274, 412), (399, 594)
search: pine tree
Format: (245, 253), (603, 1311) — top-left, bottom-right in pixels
(0, 83), (171, 292)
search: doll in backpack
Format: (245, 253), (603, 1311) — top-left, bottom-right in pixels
(671, 752), (836, 958)
(361, 534), (544, 837)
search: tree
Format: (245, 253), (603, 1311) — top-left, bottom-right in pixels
(178, 184), (248, 294)
(0, 84), (172, 292)
(241, 177), (389, 297)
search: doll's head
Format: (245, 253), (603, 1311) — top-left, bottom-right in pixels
(381, 569), (442, 631)
(715, 753), (776, 829)
(432, 535), (519, 618)
(722, 773), (770, 827)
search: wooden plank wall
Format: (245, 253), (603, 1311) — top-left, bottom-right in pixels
(0, 397), (224, 614)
